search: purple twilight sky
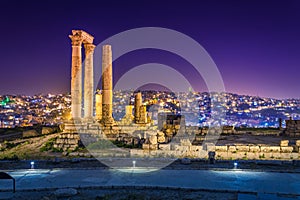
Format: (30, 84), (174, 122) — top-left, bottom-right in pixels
(0, 0), (299, 99)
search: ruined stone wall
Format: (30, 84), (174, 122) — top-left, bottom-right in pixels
(198, 126), (235, 135)
(54, 133), (80, 151)
(285, 120), (300, 136)
(130, 139), (300, 160)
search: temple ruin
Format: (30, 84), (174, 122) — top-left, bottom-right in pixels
(57, 30), (164, 152)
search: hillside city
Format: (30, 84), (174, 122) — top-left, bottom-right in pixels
(0, 91), (299, 129)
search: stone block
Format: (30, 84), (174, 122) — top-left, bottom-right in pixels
(236, 145), (250, 152)
(280, 140), (289, 147)
(190, 145), (202, 151)
(249, 146), (260, 152)
(215, 145), (228, 152)
(260, 146), (270, 152)
(149, 135), (157, 145)
(142, 143), (150, 150)
(246, 152), (259, 160)
(204, 143), (215, 151)
(270, 152), (281, 159)
(281, 146), (293, 153)
(235, 152), (247, 159)
(215, 151), (227, 159)
(22, 130), (39, 138)
(176, 145), (189, 152)
(228, 146), (236, 152)
(159, 144), (170, 151)
(68, 139), (78, 145)
(280, 153), (292, 160)
(269, 146), (281, 152)
(55, 138), (62, 144)
(157, 135), (165, 143)
(149, 144), (157, 150)
(42, 127), (56, 135)
(291, 152), (300, 160)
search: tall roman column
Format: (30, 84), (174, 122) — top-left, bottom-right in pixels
(83, 43), (95, 120)
(101, 45), (114, 124)
(134, 92), (142, 123)
(69, 34), (83, 119)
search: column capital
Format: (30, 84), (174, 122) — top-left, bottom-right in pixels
(69, 34), (83, 46)
(84, 43), (96, 55)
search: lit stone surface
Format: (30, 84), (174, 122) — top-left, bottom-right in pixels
(280, 140), (289, 147)
(69, 30), (94, 120)
(134, 92), (142, 123)
(69, 34), (83, 119)
(84, 43), (95, 120)
(95, 93), (102, 120)
(101, 45), (114, 125)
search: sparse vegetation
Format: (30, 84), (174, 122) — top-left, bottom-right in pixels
(112, 140), (139, 149)
(3, 141), (18, 149)
(2, 153), (19, 160)
(259, 154), (265, 159)
(40, 137), (57, 152)
(0, 133), (60, 160)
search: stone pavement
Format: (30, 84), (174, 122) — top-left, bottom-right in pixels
(0, 168), (300, 199)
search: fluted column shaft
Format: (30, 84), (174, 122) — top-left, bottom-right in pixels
(69, 35), (83, 119)
(84, 43), (95, 119)
(101, 45), (114, 124)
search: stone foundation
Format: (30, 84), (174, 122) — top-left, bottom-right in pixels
(54, 133), (80, 151)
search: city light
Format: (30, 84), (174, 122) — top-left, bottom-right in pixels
(0, 92), (299, 128)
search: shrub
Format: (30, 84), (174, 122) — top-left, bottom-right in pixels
(40, 137), (56, 152)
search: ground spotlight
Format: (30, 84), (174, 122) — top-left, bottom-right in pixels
(132, 160), (136, 168)
(30, 161), (35, 169)
(233, 162), (238, 169)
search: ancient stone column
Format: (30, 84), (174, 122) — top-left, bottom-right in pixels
(134, 92), (142, 123)
(140, 105), (148, 123)
(95, 92), (102, 120)
(125, 105), (133, 117)
(69, 34), (83, 119)
(101, 45), (114, 125)
(83, 43), (95, 120)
